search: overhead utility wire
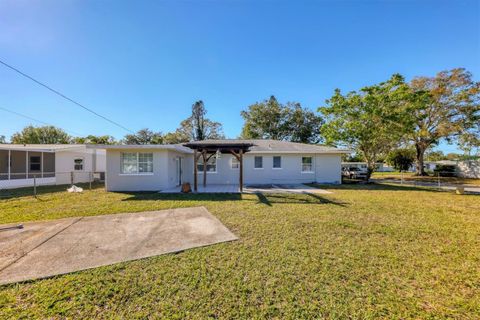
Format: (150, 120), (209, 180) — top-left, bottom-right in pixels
(0, 106), (84, 137)
(0, 59), (134, 133)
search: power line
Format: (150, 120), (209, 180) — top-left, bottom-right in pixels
(0, 106), (84, 137)
(0, 59), (134, 133)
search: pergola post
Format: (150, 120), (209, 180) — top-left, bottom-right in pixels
(239, 149), (243, 192)
(202, 151), (207, 188)
(194, 149), (198, 192)
(230, 149), (243, 193)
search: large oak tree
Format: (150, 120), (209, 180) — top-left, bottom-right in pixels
(319, 74), (410, 180)
(240, 96), (323, 143)
(406, 68), (480, 175)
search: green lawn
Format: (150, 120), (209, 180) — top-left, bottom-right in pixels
(0, 184), (479, 319)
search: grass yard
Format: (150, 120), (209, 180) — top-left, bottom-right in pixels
(0, 184), (479, 319)
(371, 171), (480, 186)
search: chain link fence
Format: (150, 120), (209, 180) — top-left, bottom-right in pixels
(0, 171), (105, 198)
(375, 171), (473, 192)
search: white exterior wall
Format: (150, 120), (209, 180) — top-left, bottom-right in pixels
(457, 160), (480, 178)
(1, 177), (56, 189)
(242, 154), (317, 185)
(55, 147), (102, 185)
(196, 154), (240, 185)
(105, 149), (170, 192)
(193, 153), (342, 185)
(315, 154), (342, 184)
(105, 150), (343, 191)
(93, 149), (107, 172)
(166, 150), (194, 187)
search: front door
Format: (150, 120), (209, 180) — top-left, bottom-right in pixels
(176, 157), (182, 186)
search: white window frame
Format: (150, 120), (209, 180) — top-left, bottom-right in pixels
(120, 152), (154, 175)
(272, 156), (282, 169)
(254, 156), (263, 169)
(74, 157), (84, 171)
(231, 156), (239, 169)
(301, 156), (313, 173)
(197, 157), (217, 173)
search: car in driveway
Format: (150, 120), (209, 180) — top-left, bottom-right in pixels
(342, 167), (368, 180)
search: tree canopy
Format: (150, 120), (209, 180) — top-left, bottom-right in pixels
(386, 148), (415, 172)
(240, 96), (323, 143)
(11, 125), (71, 144)
(319, 74), (411, 179)
(163, 101), (225, 144)
(458, 122), (480, 157)
(72, 135), (117, 145)
(405, 68), (480, 174)
(123, 128), (163, 145)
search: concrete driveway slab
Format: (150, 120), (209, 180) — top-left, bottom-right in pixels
(0, 207), (237, 285)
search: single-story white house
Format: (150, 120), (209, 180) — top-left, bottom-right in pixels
(0, 144), (106, 189)
(100, 139), (349, 192)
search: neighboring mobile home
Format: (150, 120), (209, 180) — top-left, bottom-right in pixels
(102, 139), (349, 192)
(341, 162), (394, 172)
(0, 144), (106, 189)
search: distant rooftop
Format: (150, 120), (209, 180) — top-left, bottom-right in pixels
(0, 144), (88, 152)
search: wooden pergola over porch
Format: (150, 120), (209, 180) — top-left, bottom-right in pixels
(183, 141), (254, 192)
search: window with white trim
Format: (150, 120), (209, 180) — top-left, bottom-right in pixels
(231, 157), (239, 169)
(197, 157), (217, 173)
(74, 158), (84, 171)
(121, 152), (153, 174)
(302, 157), (313, 172)
(273, 156), (282, 169)
(254, 156), (263, 169)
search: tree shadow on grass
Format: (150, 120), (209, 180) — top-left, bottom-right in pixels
(121, 191), (347, 207)
(310, 182), (446, 193)
(255, 192), (347, 207)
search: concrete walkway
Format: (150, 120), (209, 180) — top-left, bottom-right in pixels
(160, 184), (332, 194)
(244, 184), (332, 194)
(161, 184), (240, 193)
(0, 207), (237, 285)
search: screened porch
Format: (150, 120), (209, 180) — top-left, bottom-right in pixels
(0, 149), (56, 189)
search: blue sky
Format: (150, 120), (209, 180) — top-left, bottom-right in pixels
(0, 0), (479, 153)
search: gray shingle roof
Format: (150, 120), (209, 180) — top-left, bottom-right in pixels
(183, 139), (349, 154)
(1, 140), (349, 154)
